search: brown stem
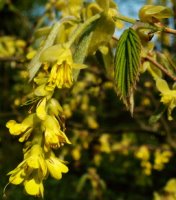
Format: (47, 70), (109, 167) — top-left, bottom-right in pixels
(0, 56), (24, 62)
(145, 55), (176, 81)
(163, 27), (176, 35)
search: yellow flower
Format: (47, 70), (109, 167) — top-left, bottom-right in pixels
(46, 151), (69, 180)
(141, 161), (152, 176)
(40, 44), (86, 90)
(8, 144), (47, 197)
(156, 78), (176, 120)
(99, 134), (111, 153)
(42, 115), (71, 148)
(8, 161), (26, 185)
(135, 146), (150, 161)
(164, 179), (176, 193)
(6, 114), (37, 142)
(24, 173), (44, 198)
(24, 144), (48, 176)
(153, 149), (172, 171)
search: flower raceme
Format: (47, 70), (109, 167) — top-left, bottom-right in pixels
(8, 143), (68, 197)
(6, 92), (70, 197)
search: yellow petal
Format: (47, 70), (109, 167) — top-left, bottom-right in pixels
(6, 120), (22, 135)
(9, 170), (24, 185)
(18, 128), (32, 142)
(36, 98), (47, 120)
(6, 120), (16, 128)
(12, 124), (23, 135)
(46, 157), (68, 180)
(24, 178), (44, 197)
(27, 156), (40, 169)
(38, 157), (48, 177)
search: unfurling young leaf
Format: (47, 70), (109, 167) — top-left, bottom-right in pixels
(139, 5), (173, 23)
(114, 28), (141, 115)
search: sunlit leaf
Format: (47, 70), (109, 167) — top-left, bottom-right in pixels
(73, 31), (92, 81)
(88, 13), (115, 54)
(114, 28), (141, 114)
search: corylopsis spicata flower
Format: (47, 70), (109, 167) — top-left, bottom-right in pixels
(40, 44), (86, 90)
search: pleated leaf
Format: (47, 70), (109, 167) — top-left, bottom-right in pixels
(114, 28), (141, 114)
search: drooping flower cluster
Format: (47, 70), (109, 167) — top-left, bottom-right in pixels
(8, 141), (68, 197)
(5, 44), (85, 197)
(6, 92), (70, 196)
(5, 0), (118, 197)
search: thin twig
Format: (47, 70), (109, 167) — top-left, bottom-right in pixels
(0, 56), (24, 62)
(145, 55), (176, 81)
(114, 15), (176, 35)
(159, 25), (176, 35)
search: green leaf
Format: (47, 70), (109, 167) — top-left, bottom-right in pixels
(72, 30), (92, 81)
(114, 28), (141, 115)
